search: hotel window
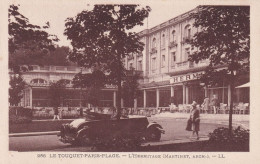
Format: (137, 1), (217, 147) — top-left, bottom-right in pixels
(152, 38), (157, 48)
(184, 24), (191, 39)
(151, 57), (156, 71)
(30, 78), (47, 84)
(129, 63), (133, 69)
(138, 60), (142, 71)
(171, 52), (176, 66)
(172, 30), (176, 42)
(161, 34), (165, 47)
(185, 48), (190, 61)
(161, 55), (166, 67)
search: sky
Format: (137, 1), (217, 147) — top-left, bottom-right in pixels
(10, 0), (200, 47)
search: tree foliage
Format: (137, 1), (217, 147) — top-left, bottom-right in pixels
(189, 6), (250, 132)
(49, 80), (69, 107)
(72, 70), (107, 107)
(9, 75), (26, 106)
(122, 68), (141, 107)
(190, 6), (249, 80)
(9, 4), (59, 73)
(65, 5), (150, 116)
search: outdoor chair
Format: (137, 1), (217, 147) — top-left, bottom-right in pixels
(217, 103), (225, 114)
(185, 105), (192, 113)
(178, 104), (184, 113)
(244, 103), (250, 114)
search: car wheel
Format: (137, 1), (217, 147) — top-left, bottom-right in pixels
(77, 133), (94, 146)
(146, 127), (161, 142)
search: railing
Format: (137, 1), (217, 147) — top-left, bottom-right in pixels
(181, 36), (192, 44)
(127, 55), (134, 60)
(29, 65), (91, 73)
(40, 66), (50, 70)
(150, 47), (157, 54)
(56, 66), (65, 71)
(174, 61), (195, 70)
(67, 67), (76, 71)
(168, 41), (178, 48)
(125, 70), (143, 77)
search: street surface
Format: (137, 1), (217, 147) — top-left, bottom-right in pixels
(9, 116), (235, 152)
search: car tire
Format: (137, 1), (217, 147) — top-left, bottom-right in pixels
(77, 133), (94, 146)
(145, 127), (161, 142)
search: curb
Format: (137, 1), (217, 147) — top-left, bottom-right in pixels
(32, 119), (74, 122)
(141, 136), (209, 147)
(9, 131), (59, 137)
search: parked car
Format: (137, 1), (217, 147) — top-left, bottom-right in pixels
(58, 112), (164, 145)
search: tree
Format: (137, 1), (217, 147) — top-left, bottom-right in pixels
(72, 69), (106, 107)
(49, 80), (69, 108)
(9, 4), (59, 73)
(122, 68), (141, 107)
(189, 6), (250, 133)
(65, 5), (151, 118)
(9, 75), (26, 106)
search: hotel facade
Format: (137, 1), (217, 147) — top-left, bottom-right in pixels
(18, 8), (249, 109)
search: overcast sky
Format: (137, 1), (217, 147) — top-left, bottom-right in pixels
(10, 0), (201, 47)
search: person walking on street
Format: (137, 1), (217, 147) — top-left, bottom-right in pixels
(53, 107), (60, 120)
(189, 101), (200, 140)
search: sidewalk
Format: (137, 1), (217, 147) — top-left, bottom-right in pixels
(153, 112), (249, 129)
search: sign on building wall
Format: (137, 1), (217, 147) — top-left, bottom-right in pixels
(170, 71), (204, 84)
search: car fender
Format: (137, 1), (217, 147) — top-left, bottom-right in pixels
(76, 125), (90, 138)
(147, 122), (165, 134)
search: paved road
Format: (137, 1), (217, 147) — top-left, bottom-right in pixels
(9, 117), (234, 152)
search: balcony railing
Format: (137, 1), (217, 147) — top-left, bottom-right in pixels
(174, 61), (195, 70)
(168, 41), (178, 48)
(181, 36), (192, 44)
(29, 65), (91, 73)
(137, 53), (143, 57)
(150, 47), (157, 54)
(127, 55), (134, 60)
(126, 70), (143, 77)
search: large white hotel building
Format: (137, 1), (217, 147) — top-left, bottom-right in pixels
(19, 8), (249, 109)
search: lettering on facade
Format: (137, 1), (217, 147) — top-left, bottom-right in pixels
(170, 71), (204, 84)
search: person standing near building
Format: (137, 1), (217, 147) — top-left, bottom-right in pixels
(53, 107), (60, 120)
(189, 101), (200, 140)
(211, 95), (219, 114)
(201, 96), (210, 113)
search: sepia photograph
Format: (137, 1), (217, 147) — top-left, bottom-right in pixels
(2, 0), (260, 163)
(6, 0), (251, 153)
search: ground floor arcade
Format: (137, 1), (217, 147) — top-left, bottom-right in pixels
(21, 86), (117, 108)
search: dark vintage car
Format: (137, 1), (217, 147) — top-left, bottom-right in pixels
(58, 112), (165, 145)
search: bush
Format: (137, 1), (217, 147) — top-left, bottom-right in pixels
(9, 106), (32, 117)
(9, 115), (32, 125)
(209, 126), (249, 144)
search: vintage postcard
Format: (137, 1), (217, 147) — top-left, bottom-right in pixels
(1, 0), (260, 163)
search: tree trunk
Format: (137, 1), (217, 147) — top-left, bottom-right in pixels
(116, 58), (122, 119)
(116, 75), (122, 119)
(228, 71), (235, 135)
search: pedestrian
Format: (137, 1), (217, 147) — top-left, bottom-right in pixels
(53, 107), (60, 120)
(201, 96), (210, 113)
(189, 101), (200, 140)
(210, 94), (219, 114)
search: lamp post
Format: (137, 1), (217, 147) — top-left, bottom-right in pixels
(79, 67), (83, 116)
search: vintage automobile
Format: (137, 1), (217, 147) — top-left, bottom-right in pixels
(58, 112), (165, 145)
